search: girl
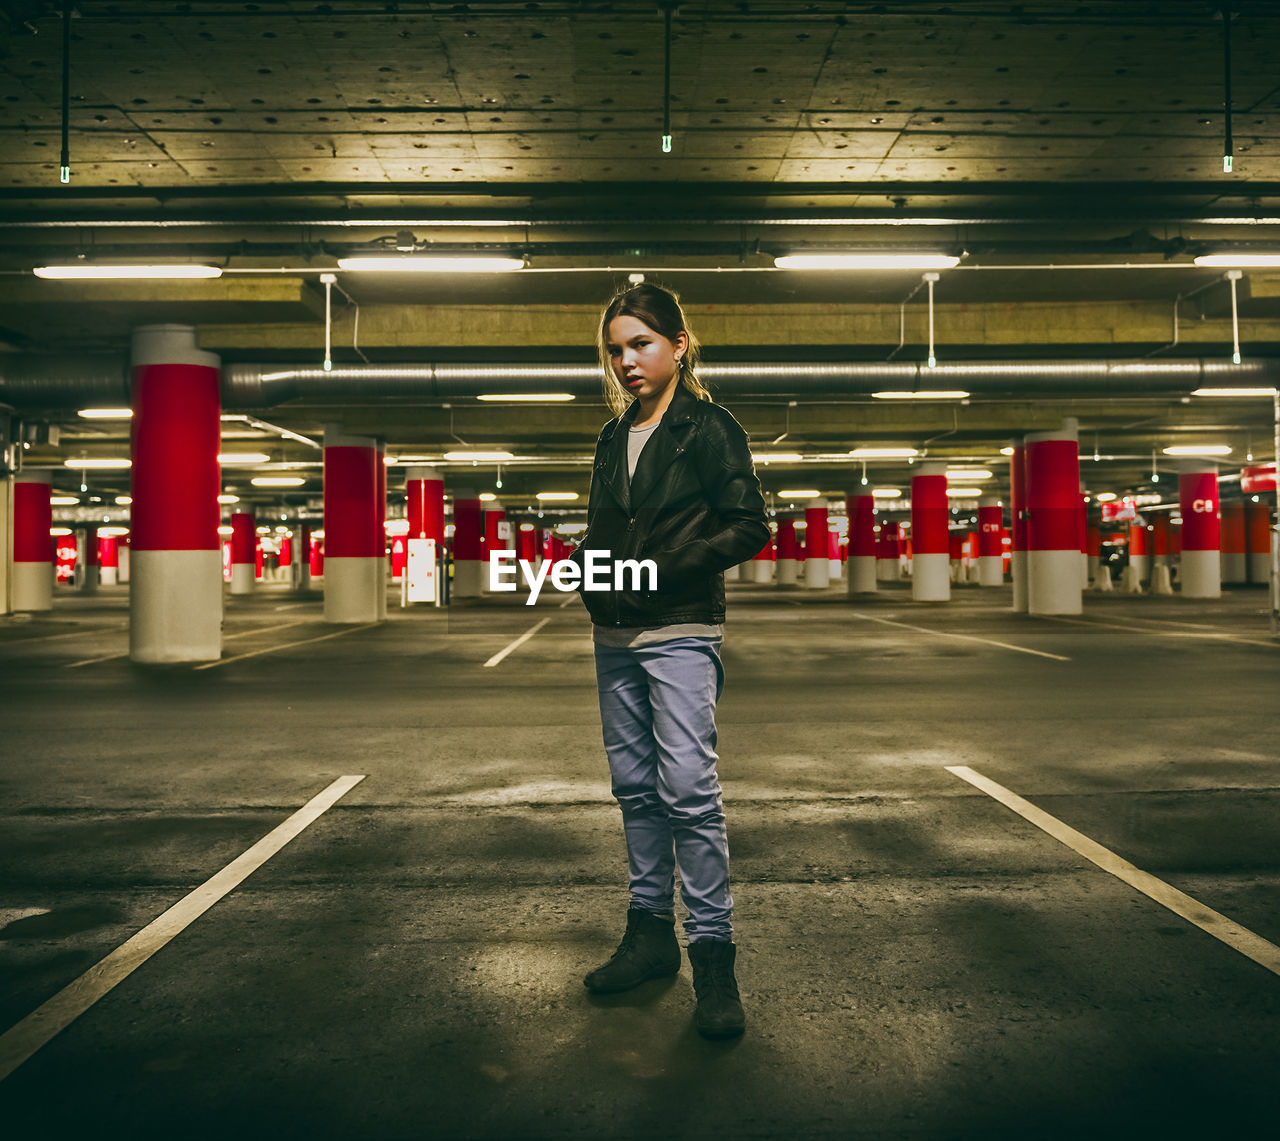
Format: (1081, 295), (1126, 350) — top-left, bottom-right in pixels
(576, 283), (769, 1039)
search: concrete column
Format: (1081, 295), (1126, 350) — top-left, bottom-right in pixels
(323, 427), (381, 623)
(751, 532), (774, 583)
(846, 493), (877, 594)
(1221, 501), (1246, 584)
(949, 531), (965, 583)
(827, 528), (842, 582)
(482, 501), (508, 593)
(1151, 514), (1171, 568)
(99, 536), (120, 586)
(77, 525), (99, 594)
(310, 534), (324, 579)
(977, 497), (1004, 587)
(118, 536), (130, 583)
(1245, 501), (1273, 584)
(229, 511), (256, 594)
(13, 471), (53, 611)
(803, 499), (830, 588)
(876, 521), (899, 581)
(911, 462), (950, 602)
(1086, 512), (1102, 584)
(292, 524), (311, 591)
(1177, 461), (1220, 598)
(1128, 522), (1151, 585)
(775, 516), (799, 585)
(452, 490), (484, 598)
(375, 444), (388, 619)
(518, 523), (537, 563)
(1025, 421), (1083, 616)
(128, 326), (222, 662)
(406, 466), (445, 543)
(1009, 441), (1028, 612)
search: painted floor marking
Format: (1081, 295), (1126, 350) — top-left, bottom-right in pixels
(946, 765), (1280, 979)
(850, 612), (1071, 661)
(4, 623), (126, 645)
(483, 616), (552, 667)
(62, 621), (314, 669)
(0, 775), (367, 1083)
(194, 623), (378, 670)
(1043, 614), (1278, 649)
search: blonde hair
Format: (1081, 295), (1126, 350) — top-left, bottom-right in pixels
(596, 282), (712, 418)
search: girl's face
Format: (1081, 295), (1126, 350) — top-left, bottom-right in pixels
(605, 315), (688, 407)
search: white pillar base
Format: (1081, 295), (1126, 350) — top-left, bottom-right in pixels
(977, 555), (1003, 587)
(1094, 565), (1114, 592)
(230, 563), (255, 594)
(876, 558), (898, 581)
(912, 553), (951, 602)
(828, 558), (842, 581)
(1129, 554), (1150, 584)
(776, 559), (798, 586)
(847, 556), (877, 594)
(452, 558), (485, 598)
(1011, 550), (1028, 612)
(323, 557), (383, 623)
(1178, 550), (1220, 598)
(1221, 552), (1246, 584)
(130, 549), (222, 663)
(1121, 565), (1143, 593)
(1151, 564), (1174, 595)
(1248, 553), (1271, 584)
(1080, 552), (1090, 589)
(100, 566), (118, 586)
(118, 547), (130, 583)
(725, 563), (743, 582)
(1027, 549), (1083, 615)
(803, 557), (829, 589)
(752, 561), (773, 584)
(12, 562), (54, 611)
(1088, 555), (1100, 582)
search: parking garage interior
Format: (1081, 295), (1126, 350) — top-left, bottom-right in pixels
(1, 2), (1279, 1139)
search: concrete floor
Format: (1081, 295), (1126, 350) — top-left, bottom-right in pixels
(1, 578), (1277, 1140)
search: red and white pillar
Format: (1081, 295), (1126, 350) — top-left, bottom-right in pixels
(77, 525), (100, 593)
(1220, 501), (1246, 584)
(1151, 514), (1171, 568)
(1245, 501), (1273, 585)
(323, 426), (382, 623)
(406, 466), (445, 545)
(751, 532), (774, 583)
(827, 527), (842, 582)
(375, 444), (388, 619)
(483, 501), (509, 593)
(911, 462), (949, 602)
(846, 493), (876, 594)
(803, 499), (830, 588)
(291, 524), (311, 591)
(1009, 442), (1028, 612)
(12, 471), (54, 611)
(229, 511), (256, 594)
(99, 535), (120, 586)
(1086, 511), (1102, 583)
(310, 535), (324, 578)
(775, 516), (799, 585)
(1177, 463), (1221, 598)
(876, 521), (899, 581)
(977, 497), (1004, 587)
(452, 490), (484, 598)
(948, 532), (965, 583)
(1024, 421), (1082, 615)
(130, 325), (222, 662)
(1128, 523), (1150, 585)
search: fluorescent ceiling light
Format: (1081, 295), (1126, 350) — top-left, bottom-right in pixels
(217, 494), (240, 504)
(217, 525), (234, 536)
(536, 491), (580, 501)
(50, 495), (80, 506)
(476, 393), (575, 402)
(218, 452), (271, 464)
(946, 469), (994, 480)
(1191, 386), (1278, 397)
(848, 447), (921, 459)
(336, 256), (524, 273)
(50, 527), (74, 536)
(99, 526), (130, 537)
(115, 495), (133, 505)
(999, 446), (1015, 456)
(947, 487), (982, 497)
(872, 391), (970, 400)
(752, 452), (804, 463)
(64, 457), (131, 469)
(1162, 445), (1232, 456)
(778, 489), (821, 498)
(393, 454), (437, 463)
(774, 254), (960, 270)
(385, 519), (411, 535)
(1094, 492), (1119, 502)
(383, 454), (399, 465)
(34, 264), (222, 279)
(250, 476), (306, 487)
(77, 407), (133, 419)
(445, 450), (515, 462)
(1193, 254), (1280, 267)
(872, 488), (902, 498)
(479, 493), (498, 502)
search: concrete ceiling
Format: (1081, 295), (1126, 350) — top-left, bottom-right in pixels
(1, 0), (1278, 520)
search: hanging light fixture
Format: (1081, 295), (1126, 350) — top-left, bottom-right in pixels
(660, 1), (677, 153)
(1221, 3), (1234, 173)
(59, 2), (71, 183)
(1226, 269), (1243, 363)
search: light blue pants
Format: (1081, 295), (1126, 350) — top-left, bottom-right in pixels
(593, 636), (732, 942)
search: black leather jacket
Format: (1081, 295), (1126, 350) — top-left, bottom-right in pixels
(574, 383), (770, 627)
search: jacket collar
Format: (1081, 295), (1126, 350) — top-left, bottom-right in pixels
(598, 383), (699, 513)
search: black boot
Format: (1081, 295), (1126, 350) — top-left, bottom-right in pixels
(583, 908), (681, 994)
(687, 939), (745, 1039)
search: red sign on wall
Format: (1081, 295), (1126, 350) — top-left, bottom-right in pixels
(1100, 498), (1138, 523)
(1241, 464), (1277, 494)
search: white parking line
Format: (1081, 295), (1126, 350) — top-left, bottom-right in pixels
(0, 775), (367, 1083)
(194, 623), (378, 670)
(3, 623), (126, 645)
(1042, 614), (1278, 650)
(63, 621), (314, 669)
(946, 765), (1280, 979)
(483, 617), (552, 667)
(850, 612), (1070, 661)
